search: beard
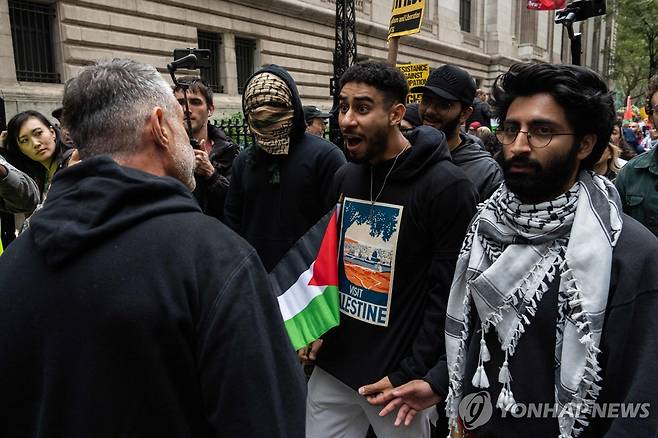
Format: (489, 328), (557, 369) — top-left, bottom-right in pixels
(171, 131), (196, 191)
(345, 125), (389, 164)
(422, 111), (461, 137)
(496, 143), (580, 204)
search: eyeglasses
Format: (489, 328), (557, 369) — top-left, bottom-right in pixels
(495, 126), (576, 148)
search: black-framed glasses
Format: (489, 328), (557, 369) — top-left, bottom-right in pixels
(495, 126), (576, 148)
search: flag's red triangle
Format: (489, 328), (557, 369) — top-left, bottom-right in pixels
(308, 209), (338, 287)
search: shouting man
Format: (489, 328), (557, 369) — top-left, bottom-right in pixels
(304, 60), (477, 437)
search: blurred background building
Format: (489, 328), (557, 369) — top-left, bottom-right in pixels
(0, 0), (615, 122)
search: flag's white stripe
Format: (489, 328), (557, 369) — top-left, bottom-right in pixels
(277, 262), (325, 321)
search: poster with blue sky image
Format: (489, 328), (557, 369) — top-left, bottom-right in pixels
(338, 197), (403, 327)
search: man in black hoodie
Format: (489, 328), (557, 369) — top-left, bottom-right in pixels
(304, 60), (477, 437)
(174, 76), (239, 221)
(412, 65), (503, 202)
(224, 65), (346, 271)
(0, 59), (305, 438)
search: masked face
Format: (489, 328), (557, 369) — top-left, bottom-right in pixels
(244, 72), (295, 155)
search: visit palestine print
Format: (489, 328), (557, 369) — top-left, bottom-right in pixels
(339, 198), (403, 326)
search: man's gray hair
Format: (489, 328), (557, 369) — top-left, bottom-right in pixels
(62, 59), (179, 158)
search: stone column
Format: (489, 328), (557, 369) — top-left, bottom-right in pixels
(220, 33), (238, 96)
(0, 0), (17, 86)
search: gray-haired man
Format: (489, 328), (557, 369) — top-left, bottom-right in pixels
(0, 59), (305, 437)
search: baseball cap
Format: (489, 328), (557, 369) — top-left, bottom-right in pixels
(410, 64), (477, 107)
(303, 106), (331, 123)
(469, 121), (482, 130)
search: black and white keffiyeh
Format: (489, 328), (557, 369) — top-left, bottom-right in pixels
(444, 171), (623, 438)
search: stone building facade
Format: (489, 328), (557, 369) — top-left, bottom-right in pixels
(0, 0), (614, 123)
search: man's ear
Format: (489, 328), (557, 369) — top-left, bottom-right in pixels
(577, 133), (597, 160)
(208, 103), (215, 118)
(390, 102), (406, 126)
(459, 105), (474, 124)
(148, 107), (169, 149)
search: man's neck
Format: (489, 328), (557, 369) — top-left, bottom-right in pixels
(370, 130), (410, 165)
(194, 124), (209, 143)
(447, 130), (462, 151)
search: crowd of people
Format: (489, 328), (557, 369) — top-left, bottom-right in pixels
(0, 56), (656, 438)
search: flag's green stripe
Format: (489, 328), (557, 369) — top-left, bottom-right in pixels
(285, 285), (340, 350)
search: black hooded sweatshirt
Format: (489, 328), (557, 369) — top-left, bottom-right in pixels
(224, 65), (346, 272)
(0, 156), (306, 438)
(451, 132), (503, 202)
(316, 126), (478, 390)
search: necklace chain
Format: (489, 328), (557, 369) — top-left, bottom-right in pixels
(370, 143), (410, 205)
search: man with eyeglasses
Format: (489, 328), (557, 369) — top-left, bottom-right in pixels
(367, 63), (658, 438)
(615, 74), (658, 237)
(412, 65), (503, 201)
(173, 77), (239, 221)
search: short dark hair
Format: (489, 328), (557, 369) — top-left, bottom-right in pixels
(646, 74), (658, 114)
(173, 76), (214, 108)
(491, 63), (615, 170)
(339, 60), (408, 107)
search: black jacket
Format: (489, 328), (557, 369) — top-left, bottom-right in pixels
(224, 65), (346, 271)
(424, 216), (658, 437)
(451, 132), (503, 202)
(192, 123), (239, 221)
(466, 97), (492, 129)
(316, 126), (478, 390)
(0, 156), (305, 438)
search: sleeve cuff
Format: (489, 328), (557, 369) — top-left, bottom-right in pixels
(422, 360), (449, 398)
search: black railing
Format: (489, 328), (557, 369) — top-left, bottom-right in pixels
(213, 117), (332, 150)
(8, 0), (59, 83)
(198, 30), (223, 93)
(214, 118), (255, 149)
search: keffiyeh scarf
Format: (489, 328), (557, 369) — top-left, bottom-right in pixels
(444, 171), (623, 438)
(244, 72), (295, 155)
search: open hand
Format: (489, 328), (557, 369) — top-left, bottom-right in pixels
(377, 379), (441, 426)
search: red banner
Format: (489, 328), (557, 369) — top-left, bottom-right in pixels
(527, 0), (566, 10)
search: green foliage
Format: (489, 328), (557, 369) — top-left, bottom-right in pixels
(611, 0), (658, 100)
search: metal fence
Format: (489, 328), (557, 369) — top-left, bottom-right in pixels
(214, 118), (255, 149)
(8, 0), (59, 83)
(213, 118), (332, 150)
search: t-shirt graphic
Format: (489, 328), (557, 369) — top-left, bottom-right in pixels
(338, 197), (403, 327)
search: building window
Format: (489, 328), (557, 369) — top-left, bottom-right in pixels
(8, 0), (59, 83)
(197, 30), (223, 93)
(235, 38), (256, 95)
(518, 1), (538, 45)
(460, 0), (472, 33)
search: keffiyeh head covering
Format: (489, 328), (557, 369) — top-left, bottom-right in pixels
(244, 72), (295, 155)
(444, 171), (623, 438)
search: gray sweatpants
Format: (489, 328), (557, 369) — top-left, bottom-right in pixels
(306, 366), (437, 438)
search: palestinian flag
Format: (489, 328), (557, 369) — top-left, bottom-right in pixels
(271, 206), (340, 350)
(527, 0), (565, 10)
